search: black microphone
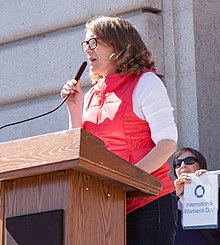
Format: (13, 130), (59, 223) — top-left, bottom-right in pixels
(0, 61), (88, 130)
(74, 60), (87, 81)
(65, 60), (88, 100)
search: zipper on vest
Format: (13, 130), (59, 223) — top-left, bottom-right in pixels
(97, 94), (105, 125)
(96, 83), (106, 127)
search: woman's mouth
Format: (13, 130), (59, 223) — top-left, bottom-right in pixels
(89, 57), (96, 63)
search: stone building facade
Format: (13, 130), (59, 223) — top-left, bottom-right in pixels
(0, 0), (219, 169)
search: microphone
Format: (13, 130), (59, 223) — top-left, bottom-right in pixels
(74, 60), (87, 81)
(65, 60), (87, 100)
(0, 61), (88, 130)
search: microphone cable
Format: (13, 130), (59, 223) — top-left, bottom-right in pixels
(0, 61), (87, 130)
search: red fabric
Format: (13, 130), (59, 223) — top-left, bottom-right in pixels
(83, 71), (175, 213)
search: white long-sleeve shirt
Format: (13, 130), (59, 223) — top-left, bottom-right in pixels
(132, 72), (177, 144)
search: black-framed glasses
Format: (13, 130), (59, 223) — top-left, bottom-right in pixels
(173, 156), (199, 169)
(81, 37), (98, 51)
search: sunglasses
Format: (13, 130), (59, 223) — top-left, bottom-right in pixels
(81, 37), (98, 52)
(173, 156), (199, 169)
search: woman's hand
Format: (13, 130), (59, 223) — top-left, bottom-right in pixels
(60, 79), (84, 128)
(195, 169), (207, 176)
(61, 79), (83, 109)
(174, 173), (192, 197)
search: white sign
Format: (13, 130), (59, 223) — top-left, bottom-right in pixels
(182, 171), (219, 229)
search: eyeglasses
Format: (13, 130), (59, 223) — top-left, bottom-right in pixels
(81, 37), (98, 52)
(173, 156), (199, 169)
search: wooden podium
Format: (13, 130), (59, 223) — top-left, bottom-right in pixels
(0, 128), (161, 245)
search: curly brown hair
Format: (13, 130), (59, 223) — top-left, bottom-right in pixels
(85, 16), (155, 81)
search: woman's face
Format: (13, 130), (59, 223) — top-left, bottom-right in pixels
(175, 150), (200, 178)
(83, 30), (117, 77)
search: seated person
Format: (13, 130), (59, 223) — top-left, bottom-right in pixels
(173, 147), (220, 244)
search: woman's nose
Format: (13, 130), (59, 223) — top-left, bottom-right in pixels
(84, 45), (93, 54)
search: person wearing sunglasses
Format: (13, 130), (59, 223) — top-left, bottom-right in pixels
(61, 16), (178, 245)
(173, 148), (207, 197)
(173, 147), (220, 244)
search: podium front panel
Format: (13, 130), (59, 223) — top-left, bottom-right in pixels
(2, 170), (126, 245)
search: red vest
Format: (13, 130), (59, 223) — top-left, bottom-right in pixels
(83, 71), (175, 213)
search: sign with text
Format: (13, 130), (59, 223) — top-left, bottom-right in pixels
(182, 171), (219, 229)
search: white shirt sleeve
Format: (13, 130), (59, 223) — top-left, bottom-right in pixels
(133, 72), (178, 144)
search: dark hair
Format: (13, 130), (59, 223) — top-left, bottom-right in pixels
(85, 16), (155, 81)
(173, 147), (207, 177)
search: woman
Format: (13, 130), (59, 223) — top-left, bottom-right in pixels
(173, 147), (220, 244)
(61, 16), (178, 245)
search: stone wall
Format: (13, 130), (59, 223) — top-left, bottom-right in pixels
(162, 0), (220, 169)
(0, 0), (219, 169)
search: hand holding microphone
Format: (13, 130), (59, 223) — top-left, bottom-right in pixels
(61, 61), (87, 107)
